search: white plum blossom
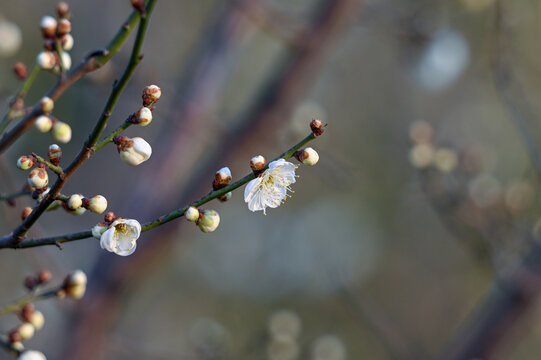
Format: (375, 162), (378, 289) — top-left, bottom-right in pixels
(100, 219), (141, 256)
(244, 159), (297, 214)
(17, 350), (47, 360)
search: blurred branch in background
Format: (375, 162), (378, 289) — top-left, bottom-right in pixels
(61, 1), (365, 359)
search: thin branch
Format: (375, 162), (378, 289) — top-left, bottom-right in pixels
(5, 130), (320, 249)
(32, 154), (63, 176)
(0, 0), (157, 247)
(0, 190), (30, 202)
(0, 289), (59, 317)
(0, 4), (146, 154)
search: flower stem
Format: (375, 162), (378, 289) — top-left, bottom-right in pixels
(94, 121), (131, 152)
(0, 288), (59, 317)
(4, 129), (321, 249)
(0, 190), (30, 202)
(32, 153), (64, 176)
(55, 39), (66, 74)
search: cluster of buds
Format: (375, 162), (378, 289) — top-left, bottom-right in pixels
(36, 3), (73, 73)
(408, 120), (458, 172)
(64, 194), (107, 215)
(213, 167), (232, 202)
(34, 102), (72, 143)
(59, 269), (87, 300)
(266, 310), (302, 360)
(185, 206), (221, 233)
(24, 270), (52, 292)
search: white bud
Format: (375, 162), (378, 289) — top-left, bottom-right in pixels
(36, 51), (56, 70)
(250, 155), (266, 171)
(409, 143), (435, 169)
(17, 156), (35, 170)
(18, 323), (35, 340)
(197, 210), (220, 233)
(70, 207), (86, 216)
(28, 168), (48, 189)
(218, 191), (232, 202)
(40, 97), (54, 113)
(185, 206), (200, 222)
(301, 147), (319, 166)
(29, 311), (44, 331)
(88, 195), (107, 214)
(65, 269), (87, 300)
(91, 224), (107, 239)
(52, 121), (71, 143)
(59, 52), (71, 71)
(67, 194), (83, 210)
(434, 148), (458, 173)
(40, 16), (57, 38)
(17, 350), (47, 360)
(12, 342), (24, 353)
(57, 19), (71, 36)
(142, 85), (161, 105)
(0, 21), (22, 57)
(136, 107), (152, 126)
(60, 33), (74, 51)
(35, 115), (53, 133)
(119, 137), (152, 166)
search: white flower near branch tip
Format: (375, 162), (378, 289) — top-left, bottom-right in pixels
(100, 218), (141, 256)
(244, 159), (297, 214)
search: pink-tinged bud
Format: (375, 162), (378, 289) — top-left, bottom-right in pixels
(250, 155), (266, 172)
(17, 155), (35, 170)
(40, 97), (54, 113)
(310, 119), (325, 136)
(117, 136), (152, 166)
(104, 211), (116, 223)
(37, 269), (52, 284)
(52, 121), (71, 143)
(218, 192), (232, 202)
(213, 167), (232, 189)
(47, 144), (62, 165)
(13, 62), (27, 80)
(88, 195), (107, 214)
(57, 2), (70, 18)
(56, 18), (71, 36)
(295, 147), (319, 166)
(63, 269), (87, 300)
(28, 168), (48, 189)
(36, 51), (56, 70)
(67, 194), (83, 210)
(185, 206), (200, 222)
(20, 304), (34, 322)
(135, 106), (152, 126)
(197, 210), (220, 233)
(40, 16), (57, 38)
(131, 0), (145, 12)
(35, 115), (53, 133)
(21, 207), (33, 220)
(142, 85), (161, 106)
(60, 33), (73, 51)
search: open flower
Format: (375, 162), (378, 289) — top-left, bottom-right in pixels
(244, 159), (297, 214)
(100, 219), (141, 256)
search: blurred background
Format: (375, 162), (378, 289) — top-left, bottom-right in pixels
(1, 0), (541, 359)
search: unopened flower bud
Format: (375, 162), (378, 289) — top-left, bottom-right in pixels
(0, 21), (22, 57)
(409, 143), (435, 169)
(67, 194), (83, 210)
(47, 144), (62, 165)
(250, 155), (266, 172)
(295, 147), (319, 166)
(213, 167), (232, 189)
(88, 195), (107, 214)
(35, 115), (53, 133)
(9, 329), (22, 343)
(21, 207), (33, 220)
(409, 120), (433, 144)
(17, 155), (35, 170)
(60, 33), (73, 51)
(13, 62), (27, 80)
(117, 136), (152, 166)
(20, 304), (34, 322)
(310, 119), (325, 136)
(36, 51), (56, 70)
(24, 276), (36, 290)
(434, 148), (458, 173)
(28, 168), (48, 189)
(56, 18), (71, 36)
(58, 52), (71, 71)
(37, 269), (52, 284)
(40, 16), (57, 38)
(17, 323), (35, 340)
(185, 206), (200, 222)
(142, 85), (161, 106)
(135, 106), (152, 126)
(17, 350), (47, 360)
(28, 311), (44, 331)
(131, 0), (145, 12)
(64, 269), (87, 300)
(69, 207), (86, 216)
(52, 121), (71, 143)
(57, 2), (70, 18)
(218, 192), (232, 202)
(91, 223), (107, 239)
(197, 210), (220, 233)
(104, 211), (116, 223)
(40, 97), (54, 113)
